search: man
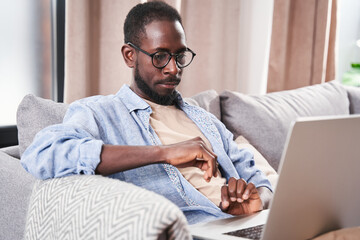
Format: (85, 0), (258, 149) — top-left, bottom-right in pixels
(21, 1), (272, 224)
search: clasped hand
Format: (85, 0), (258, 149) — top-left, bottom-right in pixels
(219, 177), (263, 215)
(163, 137), (218, 182)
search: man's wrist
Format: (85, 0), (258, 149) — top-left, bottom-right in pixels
(154, 145), (168, 164)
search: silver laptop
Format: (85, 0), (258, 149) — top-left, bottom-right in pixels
(190, 115), (360, 240)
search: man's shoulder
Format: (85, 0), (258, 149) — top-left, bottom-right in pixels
(76, 94), (117, 105)
(72, 85), (130, 108)
(68, 94), (119, 112)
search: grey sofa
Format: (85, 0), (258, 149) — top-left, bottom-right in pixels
(1, 80), (359, 240)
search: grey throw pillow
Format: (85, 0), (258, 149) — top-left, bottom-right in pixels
(17, 94), (69, 156)
(220, 81), (350, 171)
(344, 85), (360, 114)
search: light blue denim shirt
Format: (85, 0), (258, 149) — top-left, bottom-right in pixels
(21, 85), (272, 224)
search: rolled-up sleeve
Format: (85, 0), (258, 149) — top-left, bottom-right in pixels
(227, 137), (272, 190)
(21, 102), (104, 180)
(215, 116), (273, 192)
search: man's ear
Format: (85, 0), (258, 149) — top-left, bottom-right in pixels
(121, 44), (136, 68)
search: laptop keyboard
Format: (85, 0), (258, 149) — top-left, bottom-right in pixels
(223, 224), (264, 240)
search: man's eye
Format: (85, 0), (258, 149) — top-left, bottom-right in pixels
(154, 53), (168, 62)
(177, 53), (186, 64)
(177, 53), (185, 59)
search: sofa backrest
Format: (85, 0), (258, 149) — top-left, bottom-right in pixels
(17, 81), (360, 172)
(220, 81), (360, 171)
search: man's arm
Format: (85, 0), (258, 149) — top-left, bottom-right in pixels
(21, 124), (218, 181)
(21, 98), (219, 180)
(97, 137), (218, 182)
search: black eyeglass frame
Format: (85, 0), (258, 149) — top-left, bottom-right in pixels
(127, 42), (196, 69)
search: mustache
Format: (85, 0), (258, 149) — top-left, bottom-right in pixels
(157, 77), (181, 85)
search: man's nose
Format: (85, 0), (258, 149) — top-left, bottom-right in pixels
(163, 56), (180, 75)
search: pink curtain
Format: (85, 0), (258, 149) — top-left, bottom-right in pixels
(64, 0), (337, 103)
(64, 0), (137, 103)
(267, 0), (337, 92)
(64, 0), (265, 103)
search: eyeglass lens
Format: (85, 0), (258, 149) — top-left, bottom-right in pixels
(153, 51), (192, 68)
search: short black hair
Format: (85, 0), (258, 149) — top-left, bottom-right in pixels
(124, 1), (183, 46)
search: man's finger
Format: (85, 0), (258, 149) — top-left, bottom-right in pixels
(220, 185), (230, 210)
(197, 145), (217, 182)
(195, 157), (213, 182)
(228, 177), (237, 202)
(198, 141), (218, 178)
(242, 182), (256, 200)
(236, 178), (247, 202)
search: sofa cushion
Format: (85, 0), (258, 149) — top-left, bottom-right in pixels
(344, 85), (360, 114)
(17, 94), (69, 156)
(220, 81), (350, 171)
(0, 150), (35, 240)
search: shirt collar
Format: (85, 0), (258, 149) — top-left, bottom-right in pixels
(116, 84), (185, 112)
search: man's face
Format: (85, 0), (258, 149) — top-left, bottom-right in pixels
(131, 20), (187, 105)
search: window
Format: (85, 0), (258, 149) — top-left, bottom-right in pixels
(337, 0), (360, 84)
(0, 0), (65, 147)
(0, 0), (52, 126)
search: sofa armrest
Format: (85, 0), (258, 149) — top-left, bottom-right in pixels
(24, 175), (191, 240)
(1, 145), (20, 159)
(0, 150), (35, 240)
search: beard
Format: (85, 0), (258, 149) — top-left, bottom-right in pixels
(134, 63), (180, 106)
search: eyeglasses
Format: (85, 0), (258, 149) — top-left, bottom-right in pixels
(127, 42), (196, 69)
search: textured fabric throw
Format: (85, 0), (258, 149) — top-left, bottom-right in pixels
(24, 175), (191, 240)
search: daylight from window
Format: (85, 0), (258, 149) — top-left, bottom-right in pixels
(0, 0), (51, 126)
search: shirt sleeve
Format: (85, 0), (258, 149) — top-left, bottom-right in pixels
(213, 115), (273, 192)
(20, 101), (104, 180)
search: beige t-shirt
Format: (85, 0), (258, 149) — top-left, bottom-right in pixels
(145, 99), (226, 206)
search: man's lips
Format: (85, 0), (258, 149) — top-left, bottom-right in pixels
(157, 79), (180, 89)
(159, 82), (178, 89)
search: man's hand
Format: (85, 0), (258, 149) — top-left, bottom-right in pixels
(219, 177), (263, 215)
(98, 137), (218, 181)
(162, 137), (218, 182)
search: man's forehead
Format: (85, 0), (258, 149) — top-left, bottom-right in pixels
(141, 20), (186, 50)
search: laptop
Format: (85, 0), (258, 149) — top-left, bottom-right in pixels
(190, 115), (360, 240)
